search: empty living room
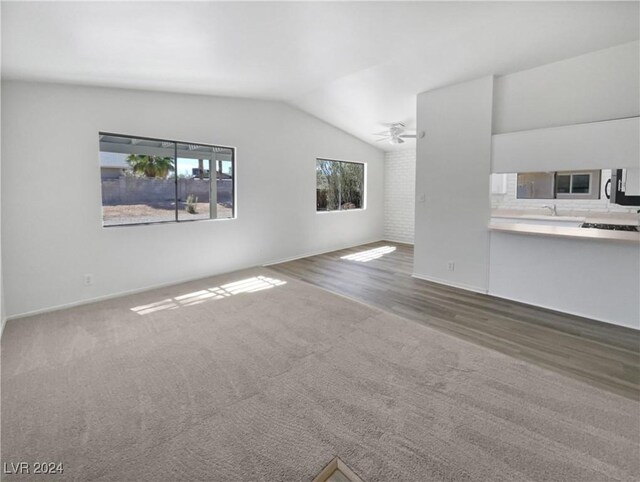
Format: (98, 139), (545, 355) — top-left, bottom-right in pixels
(1, 1), (639, 481)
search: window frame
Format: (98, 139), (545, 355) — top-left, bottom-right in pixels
(315, 157), (366, 213)
(555, 170), (601, 200)
(99, 132), (236, 228)
(515, 169), (602, 200)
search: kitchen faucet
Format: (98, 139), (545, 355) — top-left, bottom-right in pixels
(543, 204), (557, 216)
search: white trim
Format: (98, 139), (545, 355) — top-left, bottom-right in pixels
(315, 208), (366, 214)
(554, 169), (601, 200)
(263, 238), (384, 267)
(315, 157), (367, 212)
(5, 239), (384, 322)
(411, 272), (488, 294)
(4, 263), (259, 321)
(102, 216), (237, 229)
(312, 457), (364, 482)
(488, 290), (640, 331)
(382, 238), (414, 246)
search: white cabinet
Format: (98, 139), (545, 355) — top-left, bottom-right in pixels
(624, 168), (640, 196)
(492, 117), (640, 173)
(490, 173), (507, 194)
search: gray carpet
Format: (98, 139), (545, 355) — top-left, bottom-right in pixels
(2, 268), (638, 481)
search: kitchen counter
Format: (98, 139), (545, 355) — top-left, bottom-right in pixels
(491, 210), (639, 226)
(489, 222), (640, 243)
(489, 221), (639, 329)
(488, 210), (639, 327)
(492, 213), (585, 222)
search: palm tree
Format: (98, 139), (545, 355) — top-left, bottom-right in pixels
(197, 159), (204, 180)
(126, 155), (174, 178)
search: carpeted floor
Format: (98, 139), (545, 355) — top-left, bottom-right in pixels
(2, 268), (638, 481)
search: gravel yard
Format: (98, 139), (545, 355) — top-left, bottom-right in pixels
(103, 202), (233, 226)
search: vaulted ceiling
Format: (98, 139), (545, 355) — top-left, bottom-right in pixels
(2, 2), (638, 151)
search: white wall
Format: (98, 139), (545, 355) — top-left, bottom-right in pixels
(414, 76), (493, 292)
(0, 77), (4, 335)
(1, 81), (384, 318)
(490, 233), (639, 329)
(384, 149), (415, 244)
(493, 41), (640, 134)
(488, 42), (640, 329)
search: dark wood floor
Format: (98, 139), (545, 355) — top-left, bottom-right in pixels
(269, 241), (639, 400)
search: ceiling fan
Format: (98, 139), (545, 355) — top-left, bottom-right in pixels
(373, 122), (420, 145)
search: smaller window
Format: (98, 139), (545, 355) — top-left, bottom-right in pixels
(316, 159), (365, 212)
(555, 170), (600, 199)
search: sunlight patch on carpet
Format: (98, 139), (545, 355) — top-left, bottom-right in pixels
(130, 276), (287, 315)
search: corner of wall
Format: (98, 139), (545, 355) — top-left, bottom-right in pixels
(414, 75), (493, 291)
(0, 76), (5, 338)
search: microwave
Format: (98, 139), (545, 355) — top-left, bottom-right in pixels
(608, 168), (640, 206)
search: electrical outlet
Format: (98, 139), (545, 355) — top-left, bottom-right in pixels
(84, 274), (94, 286)
(447, 261), (455, 272)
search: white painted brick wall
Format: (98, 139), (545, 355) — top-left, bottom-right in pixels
(384, 149), (416, 243)
(492, 170), (637, 215)
(384, 155), (634, 245)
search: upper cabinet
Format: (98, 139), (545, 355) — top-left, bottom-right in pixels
(491, 117), (640, 174)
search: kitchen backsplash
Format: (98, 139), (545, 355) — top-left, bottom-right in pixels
(491, 170), (638, 214)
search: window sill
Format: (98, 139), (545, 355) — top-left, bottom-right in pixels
(102, 217), (237, 228)
(316, 208), (366, 214)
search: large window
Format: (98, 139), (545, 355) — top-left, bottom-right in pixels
(99, 133), (235, 226)
(316, 159), (365, 212)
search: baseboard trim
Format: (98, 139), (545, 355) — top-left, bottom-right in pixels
(381, 238), (414, 246)
(4, 272), (242, 322)
(411, 273), (488, 294)
(6, 239), (386, 322)
(5, 255), (294, 321)
(263, 238), (384, 267)
(488, 290), (640, 331)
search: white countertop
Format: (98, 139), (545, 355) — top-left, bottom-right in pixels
(489, 222), (640, 243)
(491, 210), (639, 226)
(491, 213), (586, 222)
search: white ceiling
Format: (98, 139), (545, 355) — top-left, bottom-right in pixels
(2, 2), (638, 151)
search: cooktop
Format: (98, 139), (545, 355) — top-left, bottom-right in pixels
(581, 223), (639, 232)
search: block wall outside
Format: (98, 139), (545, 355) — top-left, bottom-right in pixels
(101, 178), (233, 205)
